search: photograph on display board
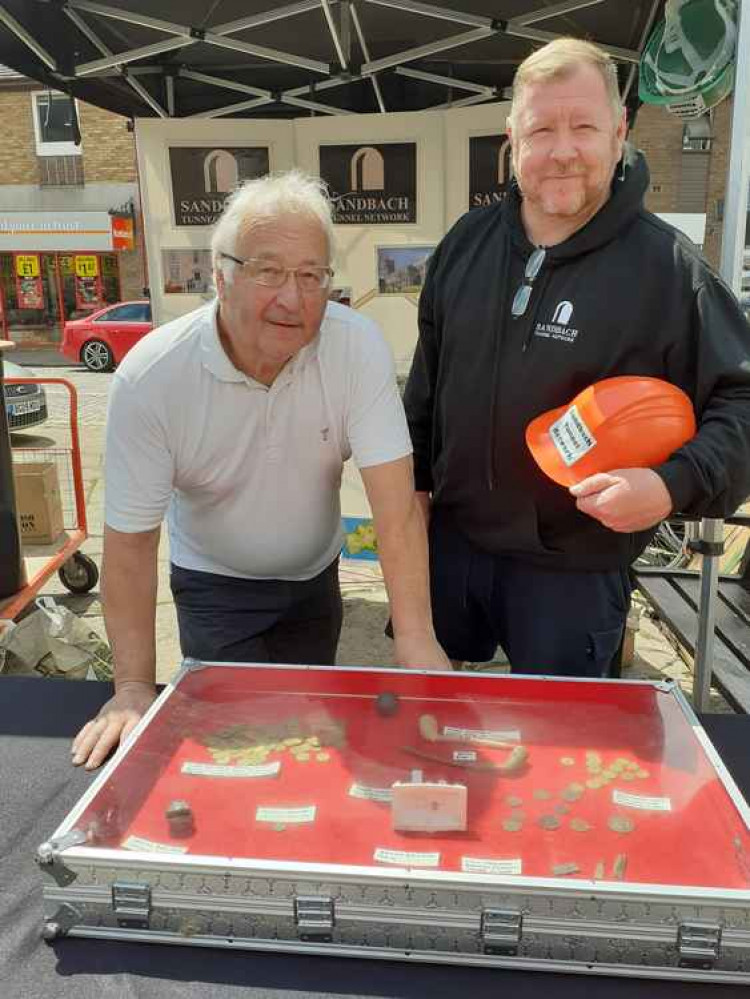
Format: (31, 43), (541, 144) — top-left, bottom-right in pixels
(377, 246), (434, 295)
(162, 249), (213, 294)
(329, 286), (352, 308)
(169, 147), (270, 226)
(319, 143), (417, 224)
(469, 134), (513, 209)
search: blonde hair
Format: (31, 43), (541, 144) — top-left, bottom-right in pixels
(509, 38), (624, 129)
(211, 169), (335, 284)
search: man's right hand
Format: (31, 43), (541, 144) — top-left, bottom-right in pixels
(71, 681), (157, 770)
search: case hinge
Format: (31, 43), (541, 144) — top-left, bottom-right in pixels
(677, 920), (722, 969)
(111, 881), (152, 929)
(294, 895), (335, 941)
(480, 908), (523, 955)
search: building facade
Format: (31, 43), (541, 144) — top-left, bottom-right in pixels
(0, 68), (145, 345)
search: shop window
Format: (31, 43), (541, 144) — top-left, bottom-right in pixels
(31, 91), (81, 157)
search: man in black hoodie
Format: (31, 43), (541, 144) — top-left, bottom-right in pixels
(404, 37), (750, 678)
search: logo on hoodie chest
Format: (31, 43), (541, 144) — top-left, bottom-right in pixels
(534, 300), (579, 344)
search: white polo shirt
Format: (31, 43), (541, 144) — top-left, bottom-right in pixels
(104, 300), (411, 581)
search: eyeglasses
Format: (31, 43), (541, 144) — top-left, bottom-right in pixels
(511, 247), (546, 318)
(219, 252), (334, 294)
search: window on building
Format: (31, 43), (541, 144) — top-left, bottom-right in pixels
(31, 91), (80, 157)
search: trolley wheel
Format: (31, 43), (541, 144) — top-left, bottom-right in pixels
(81, 339), (114, 372)
(58, 553), (99, 594)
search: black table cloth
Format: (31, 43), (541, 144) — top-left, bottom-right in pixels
(1, 676), (748, 999)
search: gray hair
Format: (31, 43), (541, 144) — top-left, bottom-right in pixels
(211, 169), (335, 284)
(508, 37), (624, 131)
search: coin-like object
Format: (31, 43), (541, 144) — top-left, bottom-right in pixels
(297, 752), (310, 762)
(552, 862), (580, 876)
(559, 756), (575, 767)
(613, 853), (628, 880)
(537, 815), (560, 830)
(570, 818), (592, 832)
(316, 751), (330, 762)
(506, 795), (523, 808)
(533, 788), (551, 800)
(284, 738), (302, 746)
(608, 815), (635, 834)
(586, 777), (605, 790)
(621, 772), (637, 782)
(502, 817), (523, 832)
(562, 783), (585, 802)
(273, 823), (287, 832)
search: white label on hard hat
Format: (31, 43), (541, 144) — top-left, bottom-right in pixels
(549, 404), (597, 467)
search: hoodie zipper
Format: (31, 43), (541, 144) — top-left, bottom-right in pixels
(521, 270), (551, 352)
(487, 250), (549, 490)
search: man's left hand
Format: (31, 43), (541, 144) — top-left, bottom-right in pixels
(570, 468), (673, 532)
(394, 632), (453, 671)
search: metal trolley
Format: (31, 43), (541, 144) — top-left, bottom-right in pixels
(1, 376), (99, 623)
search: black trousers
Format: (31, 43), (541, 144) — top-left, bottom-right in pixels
(429, 512), (632, 678)
(170, 558), (343, 666)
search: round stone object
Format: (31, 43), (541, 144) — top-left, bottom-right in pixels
(375, 692), (400, 717)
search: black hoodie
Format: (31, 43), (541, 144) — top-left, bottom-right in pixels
(404, 148), (750, 571)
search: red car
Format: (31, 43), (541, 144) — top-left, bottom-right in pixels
(60, 300), (153, 372)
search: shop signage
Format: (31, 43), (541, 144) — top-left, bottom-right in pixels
(0, 212), (114, 251)
(14, 252), (44, 310)
(469, 135), (513, 209)
(319, 143), (417, 224)
(75, 255), (99, 278)
(111, 215), (135, 251)
(74, 255), (102, 310)
(169, 146), (270, 226)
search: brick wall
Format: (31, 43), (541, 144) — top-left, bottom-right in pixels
(118, 210), (146, 301)
(0, 92), (39, 184)
(628, 103), (685, 214)
(78, 103), (137, 182)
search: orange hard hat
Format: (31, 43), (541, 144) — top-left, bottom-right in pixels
(525, 376), (696, 487)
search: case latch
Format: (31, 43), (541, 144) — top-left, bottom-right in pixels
(294, 895), (335, 941)
(677, 920), (722, 969)
(480, 908), (523, 955)
(111, 881), (152, 929)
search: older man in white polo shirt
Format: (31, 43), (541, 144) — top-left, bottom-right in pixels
(72, 170), (450, 770)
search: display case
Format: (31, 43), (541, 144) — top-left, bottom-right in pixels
(37, 661), (750, 983)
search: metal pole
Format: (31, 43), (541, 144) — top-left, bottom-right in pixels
(693, 519), (723, 712)
(0, 342), (24, 600)
(719, 0), (750, 294)
(693, 0), (750, 710)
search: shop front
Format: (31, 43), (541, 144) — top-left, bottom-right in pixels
(0, 211), (133, 344)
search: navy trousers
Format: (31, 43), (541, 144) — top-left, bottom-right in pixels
(429, 512), (631, 678)
(170, 558), (343, 666)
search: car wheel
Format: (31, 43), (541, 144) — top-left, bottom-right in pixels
(81, 339), (114, 372)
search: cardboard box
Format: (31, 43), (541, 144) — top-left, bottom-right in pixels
(12, 462), (64, 544)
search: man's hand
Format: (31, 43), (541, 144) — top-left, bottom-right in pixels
(71, 681), (156, 770)
(570, 467), (673, 532)
(394, 632), (453, 671)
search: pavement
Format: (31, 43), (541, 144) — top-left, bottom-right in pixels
(2, 351), (735, 714)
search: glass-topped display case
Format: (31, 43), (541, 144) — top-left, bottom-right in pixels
(37, 661), (750, 983)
